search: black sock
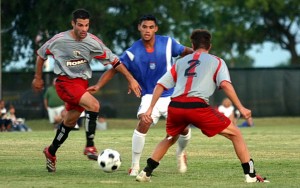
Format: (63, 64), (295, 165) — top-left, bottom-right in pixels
(48, 122), (72, 156)
(85, 111), (98, 147)
(241, 159), (256, 177)
(143, 158), (160, 176)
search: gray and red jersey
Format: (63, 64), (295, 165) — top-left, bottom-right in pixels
(37, 30), (119, 79)
(157, 52), (231, 104)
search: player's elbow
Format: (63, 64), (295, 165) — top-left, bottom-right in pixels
(219, 81), (232, 90)
(157, 83), (167, 91)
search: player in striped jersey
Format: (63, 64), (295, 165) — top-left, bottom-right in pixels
(136, 29), (269, 183)
(32, 9), (141, 172)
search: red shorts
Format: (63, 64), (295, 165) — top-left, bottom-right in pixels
(55, 75), (88, 112)
(166, 96), (231, 137)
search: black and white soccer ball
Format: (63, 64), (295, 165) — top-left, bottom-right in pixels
(97, 149), (122, 173)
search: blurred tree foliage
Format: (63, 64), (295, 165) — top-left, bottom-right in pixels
(1, 0), (299, 71)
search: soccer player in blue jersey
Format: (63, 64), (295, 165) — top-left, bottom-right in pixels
(124, 15), (193, 176)
(94, 14), (194, 176)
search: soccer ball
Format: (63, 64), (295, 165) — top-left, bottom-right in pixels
(97, 149), (122, 173)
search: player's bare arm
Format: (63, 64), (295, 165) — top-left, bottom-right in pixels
(180, 46), (194, 57)
(114, 63), (142, 98)
(32, 56), (45, 92)
(220, 81), (252, 119)
(87, 68), (117, 94)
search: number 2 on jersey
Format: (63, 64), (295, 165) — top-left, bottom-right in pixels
(184, 60), (200, 77)
(183, 59), (200, 94)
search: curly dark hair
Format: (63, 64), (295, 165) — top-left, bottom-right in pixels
(72, 9), (90, 22)
(190, 29), (211, 50)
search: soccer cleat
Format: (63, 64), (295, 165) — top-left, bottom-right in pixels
(245, 174), (270, 183)
(136, 170), (151, 182)
(128, 168), (139, 176)
(43, 147), (56, 172)
(177, 152), (187, 173)
(84, 146), (98, 161)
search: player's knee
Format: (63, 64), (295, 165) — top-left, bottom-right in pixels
(89, 101), (100, 112)
(64, 119), (78, 127)
(165, 134), (178, 145)
(136, 121), (151, 134)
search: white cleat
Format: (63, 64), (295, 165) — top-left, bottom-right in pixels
(136, 170), (151, 182)
(245, 174), (270, 183)
(128, 168), (139, 176)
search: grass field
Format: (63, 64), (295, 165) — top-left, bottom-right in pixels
(0, 117), (299, 188)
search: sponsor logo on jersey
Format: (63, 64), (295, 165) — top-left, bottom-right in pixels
(73, 50), (81, 57)
(149, 62), (156, 69)
(66, 59), (88, 66)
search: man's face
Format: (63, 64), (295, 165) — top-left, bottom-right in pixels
(72, 18), (89, 40)
(138, 20), (158, 41)
(0, 101), (5, 108)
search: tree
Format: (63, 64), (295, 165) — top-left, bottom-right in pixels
(206, 0), (300, 67)
(1, 0), (78, 70)
(247, 0), (300, 66)
(1, 0), (299, 71)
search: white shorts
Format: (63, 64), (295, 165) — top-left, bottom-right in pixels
(137, 94), (171, 125)
(47, 105), (65, 124)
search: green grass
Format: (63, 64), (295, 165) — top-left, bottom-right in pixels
(0, 117), (300, 188)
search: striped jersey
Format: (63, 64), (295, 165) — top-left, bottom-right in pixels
(37, 30), (119, 79)
(158, 52), (231, 103)
(120, 35), (184, 97)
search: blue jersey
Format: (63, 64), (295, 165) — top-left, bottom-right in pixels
(120, 35), (184, 97)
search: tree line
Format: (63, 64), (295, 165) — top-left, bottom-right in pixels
(1, 0), (299, 71)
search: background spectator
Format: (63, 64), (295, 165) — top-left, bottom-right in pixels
(53, 108), (81, 131)
(218, 97), (254, 128)
(0, 100), (9, 131)
(96, 115), (107, 130)
(218, 98), (239, 126)
(43, 77), (65, 129)
(238, 117), (254, 127)
(2, 105), (32, 132)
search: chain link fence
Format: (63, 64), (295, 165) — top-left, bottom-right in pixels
(1, 68), (300, 119)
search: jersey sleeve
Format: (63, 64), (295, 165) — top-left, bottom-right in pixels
(37, 43), (48, 60)
(37, 32), (64, 60)
(89, 34), (119, 66)
(215, 59), (231, 87)
(171, 37), (185, 57)
(157, 66), (176, 89)
(119, 50), (133, 69)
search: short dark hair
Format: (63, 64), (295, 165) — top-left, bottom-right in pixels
(190, 29), (211, 50)
(72, 9), (90, 22)
(139, 14), (158, 25)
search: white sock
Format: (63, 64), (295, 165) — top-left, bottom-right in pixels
(132, 129), (146, 169)
(176, 127), (191, 156)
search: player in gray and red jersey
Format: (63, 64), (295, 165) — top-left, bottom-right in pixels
(32, 9), (141, 172)
(136, 29), (269, 183)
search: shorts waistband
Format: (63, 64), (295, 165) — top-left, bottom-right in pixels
(56, 75), (87, 83)
(56, 75), (88, 86)
(169, 101), (209, 109)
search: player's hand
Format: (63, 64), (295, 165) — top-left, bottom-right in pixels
(87, 85), (100, 95)
(32, 78), (44, 92)
(239, 107), (252, 119)
(141, 108), (153, 124)
(127, 79), (142, 98)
